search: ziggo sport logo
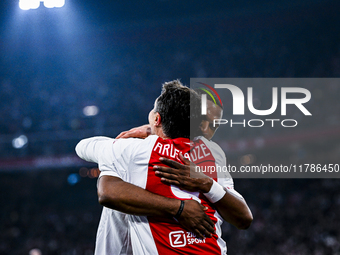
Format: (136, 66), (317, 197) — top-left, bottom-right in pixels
(169, 231), (206, 248)
(199, 83), (312, 128)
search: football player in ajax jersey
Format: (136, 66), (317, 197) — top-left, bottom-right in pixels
(76, 81), (252, 254)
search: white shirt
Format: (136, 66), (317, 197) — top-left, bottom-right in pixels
(76, 135), (240, 255)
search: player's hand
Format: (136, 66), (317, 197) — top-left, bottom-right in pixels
(154, 153), (213, 193)
(115, 124), (151, 139)
(177, 200), (215, 239)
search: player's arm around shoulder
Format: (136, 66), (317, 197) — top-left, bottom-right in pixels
(155, 153), (253, 230)
(97, 175), (216, 239)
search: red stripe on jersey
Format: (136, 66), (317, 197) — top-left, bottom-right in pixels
(146, 137), (222, 255)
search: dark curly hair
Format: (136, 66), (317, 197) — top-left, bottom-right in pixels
(155, 80), (202, 139)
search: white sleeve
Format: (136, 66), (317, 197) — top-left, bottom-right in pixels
(76, 136), (142, 180)
(75, 136), (114, 164)
(75, 136), (123, 178)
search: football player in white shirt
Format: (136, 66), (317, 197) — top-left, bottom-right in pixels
(76, 81), (252, 254)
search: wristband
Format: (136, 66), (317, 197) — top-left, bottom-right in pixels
(204, 180), (226, 203)
(174, 200), (185, 220)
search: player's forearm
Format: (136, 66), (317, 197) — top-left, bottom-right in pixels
(214, 191), (253, 229)
(98, 176), (181, 217)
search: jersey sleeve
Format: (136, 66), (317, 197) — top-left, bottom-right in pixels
(75, 136), (138, 179)
(99, 137), (144, 180)
(75, 136), (114, 164)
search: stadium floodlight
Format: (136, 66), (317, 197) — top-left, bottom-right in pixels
(19, 0), (65, 10)
(43, 0), (54, 8)
(19, 0), (31, 10)
(19, 0), (39, 10)
(54, 0), (65, 8)
(30, 0), (40, 9)
(19, 0), (40, 10)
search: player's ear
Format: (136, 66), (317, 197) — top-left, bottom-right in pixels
(155, 112), (162, 126)
(200, 120), (209, 133)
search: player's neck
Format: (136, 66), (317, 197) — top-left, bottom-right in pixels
(154, 127), (170, 139)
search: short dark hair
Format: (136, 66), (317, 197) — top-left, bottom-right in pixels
(155, 80), (202, 139)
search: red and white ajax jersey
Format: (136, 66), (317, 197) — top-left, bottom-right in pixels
(76, 135), (237, 255)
